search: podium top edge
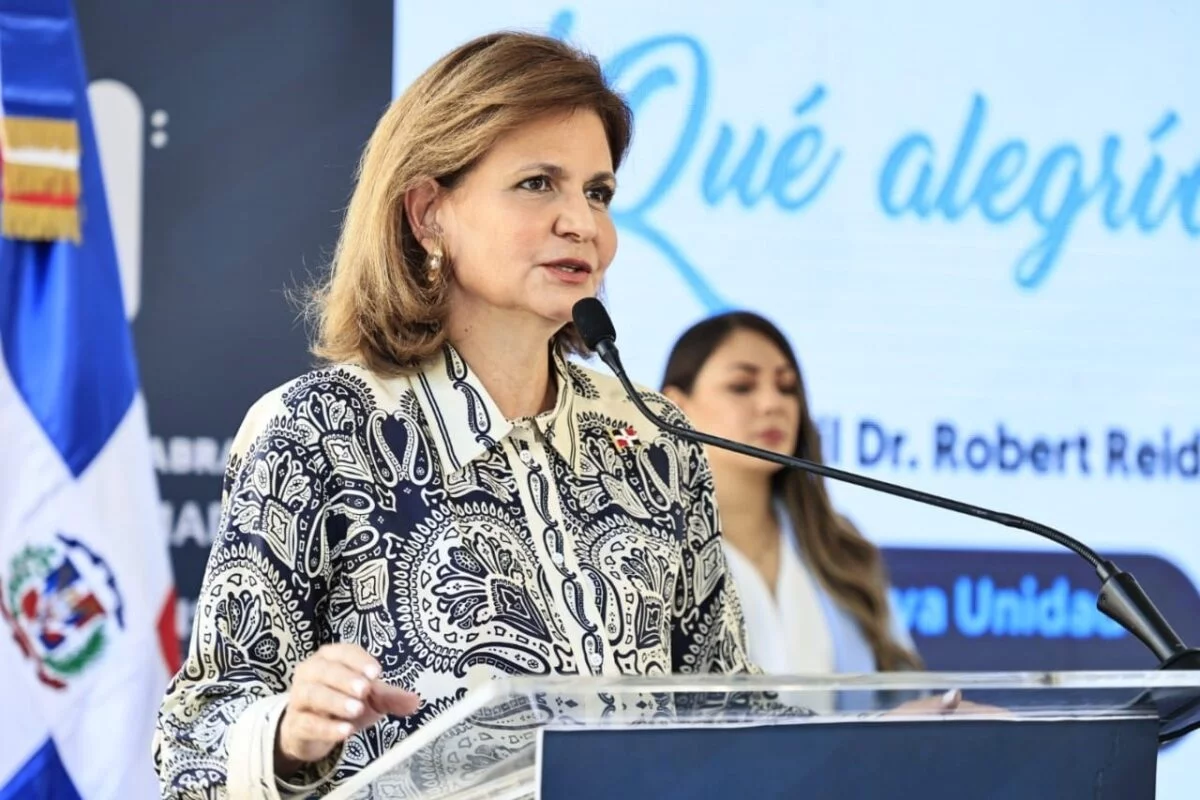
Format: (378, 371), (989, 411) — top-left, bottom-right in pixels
(484, 670), (1200, 694)
(324, 670), (1200, 799)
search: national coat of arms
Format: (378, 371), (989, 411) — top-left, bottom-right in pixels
(0, 534), (123, 689)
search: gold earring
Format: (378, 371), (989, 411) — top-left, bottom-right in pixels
(425, 239), (446, 288)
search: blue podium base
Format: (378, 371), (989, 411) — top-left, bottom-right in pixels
(539, 717), (1159, 799)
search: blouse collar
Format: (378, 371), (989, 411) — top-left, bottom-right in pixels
(409, 343), (583, 476)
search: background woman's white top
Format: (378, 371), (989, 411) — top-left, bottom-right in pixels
(722, 524), (836, 677)
(722, 512), (836, 713)
(721, 504), (919, 712)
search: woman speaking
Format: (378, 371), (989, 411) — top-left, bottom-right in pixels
(154, 31), (753, 799)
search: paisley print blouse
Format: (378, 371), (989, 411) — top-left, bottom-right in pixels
(154, 345), (753, 798)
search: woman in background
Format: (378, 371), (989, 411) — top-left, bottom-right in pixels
(662, 311), (921, 709)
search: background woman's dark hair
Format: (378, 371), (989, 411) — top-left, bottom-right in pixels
(662, 311), (922, 671)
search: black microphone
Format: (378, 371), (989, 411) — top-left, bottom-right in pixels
(572, 297), (1200, 689)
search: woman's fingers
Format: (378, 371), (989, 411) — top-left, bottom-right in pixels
(294, 681), (368, 722)
(280, 642), (419, 770)
(939, 688), (962, 710)
(315, 643), (382, 681)
(294, 709), (354, 743)
(369, 681), (421, 717)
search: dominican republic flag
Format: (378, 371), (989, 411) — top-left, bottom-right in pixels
(0, 1), (180, 798)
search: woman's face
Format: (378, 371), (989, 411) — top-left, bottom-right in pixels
(436, 109), (618, 331)
(669, 329), (803, 477)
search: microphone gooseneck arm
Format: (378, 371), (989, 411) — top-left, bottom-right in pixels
(572, 298), (1194, 669)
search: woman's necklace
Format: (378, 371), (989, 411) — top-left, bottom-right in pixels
(731, 516), (782, 598)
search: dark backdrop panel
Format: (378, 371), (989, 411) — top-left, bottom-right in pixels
(76, 0), (394, 653)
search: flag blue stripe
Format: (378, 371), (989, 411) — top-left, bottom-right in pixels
(0, 95), (77, 119)
(0, 0), (137, 478)
(0, 739), (83, 800)
(0, 4), (76, 118)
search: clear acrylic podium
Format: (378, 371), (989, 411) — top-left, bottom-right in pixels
(326, 671), (1200, 800)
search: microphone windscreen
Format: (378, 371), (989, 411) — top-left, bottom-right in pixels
(571, 297), (617, 350)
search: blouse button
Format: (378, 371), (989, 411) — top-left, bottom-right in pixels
(519, 449), (534, 465)
(551, 551), (565, 566)
(587, 651), (604, 668)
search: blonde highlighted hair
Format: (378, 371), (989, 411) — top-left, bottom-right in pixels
(308, 32), (633, 374)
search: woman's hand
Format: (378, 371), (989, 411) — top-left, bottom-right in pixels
(889, 689), (1006, 716)
(275, 644), (420, 777)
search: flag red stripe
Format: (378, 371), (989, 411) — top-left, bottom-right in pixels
(4, 191), (79, 207)
(157, 589), (183, 674)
